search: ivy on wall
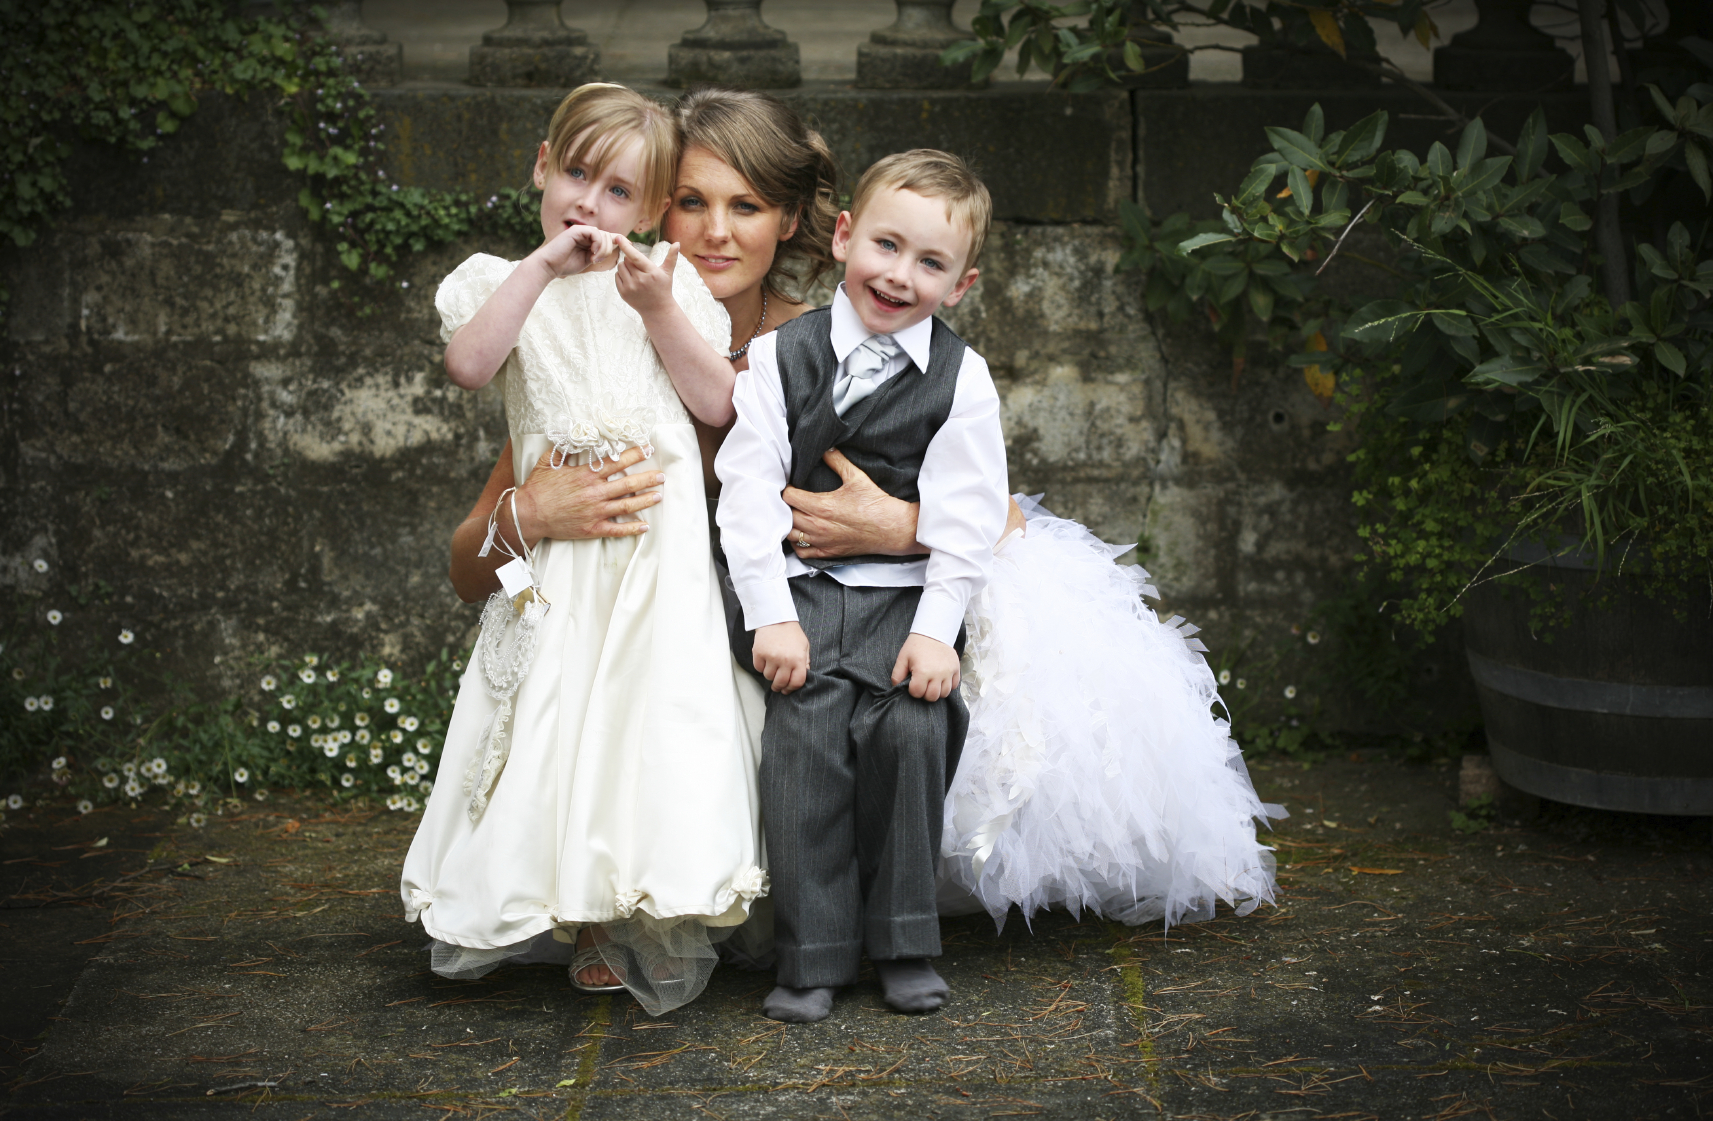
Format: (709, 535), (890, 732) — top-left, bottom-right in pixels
(0, 0), (536, 318)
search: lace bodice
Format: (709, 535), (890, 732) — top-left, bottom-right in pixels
(437, 246), (730, 457)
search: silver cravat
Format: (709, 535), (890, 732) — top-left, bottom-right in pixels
(831, 334), (904, 417)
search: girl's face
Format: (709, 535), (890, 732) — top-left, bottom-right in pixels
(533, 130), (658, 242)
(662, 146), (798, 301)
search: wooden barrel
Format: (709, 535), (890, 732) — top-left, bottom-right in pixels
(1461, 544), (1713, 815)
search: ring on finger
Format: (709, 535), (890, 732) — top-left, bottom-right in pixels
(796, 535), (811, 548)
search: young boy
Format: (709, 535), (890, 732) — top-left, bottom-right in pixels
(715, 150), (1009, 1024)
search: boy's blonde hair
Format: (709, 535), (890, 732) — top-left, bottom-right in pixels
(544, 83), (678, 218)
(849, 149), (992, 268)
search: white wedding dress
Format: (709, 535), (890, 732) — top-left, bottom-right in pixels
(400, 248), (769, 1015)
(940, 496), (1286, 929)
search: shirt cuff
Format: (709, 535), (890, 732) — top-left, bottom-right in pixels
(736, 576), (798, 632)
(909, 588), (967, 649)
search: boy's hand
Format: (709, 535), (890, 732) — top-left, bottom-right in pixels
(752, 621), (810, 694)
(891, 633), (960, 702)
(534, 223), (617, 279)
(614, 239), (678, 317)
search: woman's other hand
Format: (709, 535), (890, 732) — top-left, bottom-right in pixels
(783, 450), (921, 559)
(517, 442), (663, 542)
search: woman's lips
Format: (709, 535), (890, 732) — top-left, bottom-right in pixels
(695, 254), (738, 270)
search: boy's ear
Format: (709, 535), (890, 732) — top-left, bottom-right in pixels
(830, 211), (854, 263)
(532, 141), (550, 190)
(939, 266), (980, 309)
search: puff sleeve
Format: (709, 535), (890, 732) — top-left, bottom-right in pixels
(435, 253), (518, 344)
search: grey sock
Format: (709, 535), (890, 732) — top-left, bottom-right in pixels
(874, 958), (949, 1013)
(762, 985), (835, 1023)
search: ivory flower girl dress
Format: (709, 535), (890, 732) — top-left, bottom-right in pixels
(400, 247), (768, 1015)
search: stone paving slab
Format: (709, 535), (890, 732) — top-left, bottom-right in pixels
(4, 755), (1709, 1119)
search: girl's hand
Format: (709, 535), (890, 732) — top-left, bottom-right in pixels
(535, 223), (618, 279)
(615, 239), (679, 317)
(518, 443), (663, 540)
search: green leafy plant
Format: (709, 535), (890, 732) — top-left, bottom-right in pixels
(1449, 792), (1495, 833)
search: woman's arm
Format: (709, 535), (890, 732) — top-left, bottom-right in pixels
(783, 450), (1024, 561)
(449, 440), (666, 603)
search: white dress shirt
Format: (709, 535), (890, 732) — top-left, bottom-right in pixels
(715, 285), (1010, 648)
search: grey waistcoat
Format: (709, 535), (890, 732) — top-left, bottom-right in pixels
(775, 307), (967, 569)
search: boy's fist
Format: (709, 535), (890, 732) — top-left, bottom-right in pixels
(752, 621), (810, 694)
(891, 633), (960, 702)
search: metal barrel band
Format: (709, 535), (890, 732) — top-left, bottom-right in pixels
(1488, 737), (1713, 817)
(1465, 649), (1713, 719)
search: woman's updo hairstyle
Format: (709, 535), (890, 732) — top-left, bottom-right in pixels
(674, 89), (840, 298)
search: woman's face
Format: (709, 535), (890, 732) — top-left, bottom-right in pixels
(662, 146), (798, 302)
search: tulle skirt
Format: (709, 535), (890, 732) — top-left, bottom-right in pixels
(939, 496), (1286, 929)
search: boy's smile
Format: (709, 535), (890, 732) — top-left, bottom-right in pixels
(832, 188), (979, 337)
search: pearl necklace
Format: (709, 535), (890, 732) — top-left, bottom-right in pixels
(727, 291), (768, 360)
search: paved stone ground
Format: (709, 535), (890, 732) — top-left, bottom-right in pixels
(4, 754), (1709, 1119)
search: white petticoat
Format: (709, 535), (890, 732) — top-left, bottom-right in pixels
(939, 496), (1286, 929)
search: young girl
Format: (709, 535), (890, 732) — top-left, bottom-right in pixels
(399, 83), (767, 1016)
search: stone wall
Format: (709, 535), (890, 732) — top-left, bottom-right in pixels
(0, 80), (1587, 725)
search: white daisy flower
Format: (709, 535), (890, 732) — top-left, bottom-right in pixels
(98, 676), (112, 688)
(189, 813), (207, 828)
(187, 781), (201, 796)
(32, 559), (48, 573)
(150, 757), (167, 774)
(345, 754), (358, 768)
(101, 706), (115, 720)
(402, 797), (420, 813)
(307, 714), (322, 729)
(1218, 669), (1232, 685)
(386, 765), (402, 782)
(355, 729), (371, 745)
(233, 767), (249, 784)
(361, 687), (372, 699)
(102, 773), (120, 789)
(1284, 685), (1298, 699)
(11, 667), (23, 680)
(46, 609), (63, 625)
(368, 746), (384, 765)
(266, 719), (280, 733)
(38, 695), (53, 711)
(354, 712), (370, 727)
(383, 698), (400, 714)
(451, 659), (463, 671)
(173, 780), (186, 797)
(303, 655), (319, 668)
(118, 630), (134, 645)
(376, 668), (393, 687)
(23, 697), (38, 712)
(280, 695), (296, 710)
(414, 759), (430, 775)
(402, 770), (419, 786)
(260, 675), (277, 692)
(420, 781), (433, 795)
(325, 668), (340, 682)
(120, 761), (137, 777)
(389, 730), (403, 744)
(322, 742), (338, 758)
(153, 772), (170, 786)
(340, 773), (355, 788)
(325, 714), (340, 729)
(5, 794), (22, 810)
(416, 739), (430, 753)
(401, 715), (419, 732)
(287, 724), (302, 738)
(77, 799), (93, 814)
(124, 779), (144, 798)
(52, 756), (67, 770)
(338, 730), (352, 744)
(386, 794), (403, 811)
(1236, 678), (1247, 690)
(253, 789), (268, 802)
(299, 667), (317, 684)
(310, 734), (324, 749)
(401, 752), (417, 768)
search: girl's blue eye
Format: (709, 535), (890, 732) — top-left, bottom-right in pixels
(611, 185), (628, 199)
(569, 167), (585, 180)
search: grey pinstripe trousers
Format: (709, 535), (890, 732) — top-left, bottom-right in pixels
(761, 576), (967, 989)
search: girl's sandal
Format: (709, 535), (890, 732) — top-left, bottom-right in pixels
(568, 946), (627, 994)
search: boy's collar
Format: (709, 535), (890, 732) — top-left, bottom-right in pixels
(830, 284), (933, 374)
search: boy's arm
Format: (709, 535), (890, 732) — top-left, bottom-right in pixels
(892, 348), (1008, 698)
(615, 240), (737, 426)
(714, 334), (809, 691)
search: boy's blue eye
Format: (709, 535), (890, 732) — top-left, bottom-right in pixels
(922, 257), (942, 271)
(877, 238), (896, 252)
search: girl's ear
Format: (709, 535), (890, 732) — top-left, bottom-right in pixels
(634, 197), (669, 235)
(830, 211), (853, 263)
(532, 142), (551, 190)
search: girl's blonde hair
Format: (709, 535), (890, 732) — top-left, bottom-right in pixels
(673, 89), (840, 297)
(544, 83), (679, 218)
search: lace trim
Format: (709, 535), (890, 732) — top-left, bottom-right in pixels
(545, 409), (653, 470)
(463, 590), (549, 822)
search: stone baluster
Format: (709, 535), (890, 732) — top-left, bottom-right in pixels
(468, 0), (601, 88)
(1432, 0), (1573, 92)
(856, 1), (982, 89)
(322, 1), (401, 86)
(667, 0), (801, 90)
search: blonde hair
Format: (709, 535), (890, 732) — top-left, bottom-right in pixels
(849, 149), (992, 268)
(674, 89), (840, 297)
(544, 83), (678, 219)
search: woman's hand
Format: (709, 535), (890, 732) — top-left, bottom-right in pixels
(614, 239), (680, 317)
(783, 450), (922, 559)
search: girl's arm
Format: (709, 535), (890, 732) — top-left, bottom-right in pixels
(614, 239), (737, 426)
(449, 440), (665, 602)
(445, 226), (619, 390)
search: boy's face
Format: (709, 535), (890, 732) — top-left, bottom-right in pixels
(831, 187), (979, 337)
(533, 130), (661, 243)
